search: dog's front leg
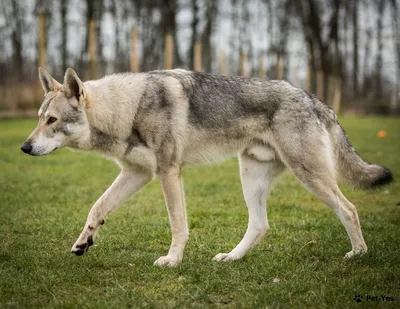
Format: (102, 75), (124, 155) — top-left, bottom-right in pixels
(154, 167), (189, 267)
(71, 168), (153, 256)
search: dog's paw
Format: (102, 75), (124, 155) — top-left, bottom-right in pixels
(212, 252), (241, 262)
(71, 235), (94, 256)
(344, 249), (367, 259)
(153, 255), (180, 267)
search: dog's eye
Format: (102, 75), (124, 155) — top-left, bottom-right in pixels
(47, 117), (57, 125)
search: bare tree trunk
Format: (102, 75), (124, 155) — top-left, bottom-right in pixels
(375, 0), (385, 100)
(88, 20), (97, 79)
(96, 2), (103, 62)
(137, 2), (162, 71)
(293, 0), (322, 93)
(84, 0), (103, 61)
(163, 0), (181, 67)
(343, 0), (349, 67)
(110, 0), (120, 71)
(265, 0), (274, 70)
(277, 0), (292, 77)
(60, 0), (68, 72)
(10, 0), (23, 78)
(189, 0), (199, 70)
(362, 5), (373, 94)
(390, 0), (400, 110)
(194, 42), (202, 71)
(164, 33), (173, 69)
(352, 0), (359, 97)
(240, 52), (247, 76)
(202, 0), (218, 72)
(38, 12), (47, 69)
(84, 0), (94, 57)
(329, 0), (341, 76)
(130, 28), (139, 72)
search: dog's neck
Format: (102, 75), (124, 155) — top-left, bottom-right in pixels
(73, 75), (144, 154)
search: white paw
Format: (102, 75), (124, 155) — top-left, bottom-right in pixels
(212, 252), (241, 262)
(344, 249), (367, 259)
(153, 255), (181, 267)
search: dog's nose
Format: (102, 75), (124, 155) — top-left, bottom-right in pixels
(21, 142), (32, 154)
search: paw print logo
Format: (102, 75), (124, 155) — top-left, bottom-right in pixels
(353, 295), (363, 303)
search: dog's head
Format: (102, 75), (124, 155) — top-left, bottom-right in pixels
(21, 68), (89, 156)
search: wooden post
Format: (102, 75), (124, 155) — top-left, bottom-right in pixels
(130, 27), (139, 72)
(88, 20), (97, 79)
(305, 64), (312, 92)
(38, 12), (47, 69)
(258, 54), (265, 78)
(276, 56), (284, 80)
(316, 70), (324, 99)
(194, 42), (202, 72)
(240, 52), (247, 76)
(332, 76), (342, 114)
(219, 50), (226, 75)
(164, 33), (173, 70)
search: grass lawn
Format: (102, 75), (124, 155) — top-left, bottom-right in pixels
(1, 117), (399, 308)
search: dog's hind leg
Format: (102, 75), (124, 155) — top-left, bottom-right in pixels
(291, 171), (367, 258)
(71, 167), (153, 256)
(213, 153), (285, 261)
(274, 129), (367, 258)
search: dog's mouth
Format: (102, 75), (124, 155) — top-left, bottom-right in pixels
(28, 146), (59, 156)
(46, 147), (59, 155)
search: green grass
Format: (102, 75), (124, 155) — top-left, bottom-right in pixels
(1, 117), (399, 308)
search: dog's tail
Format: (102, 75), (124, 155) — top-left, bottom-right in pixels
(333, 124), (393, 190)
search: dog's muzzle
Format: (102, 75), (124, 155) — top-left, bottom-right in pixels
(21, 141), (32, 154)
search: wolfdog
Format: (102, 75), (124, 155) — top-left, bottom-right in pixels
(21, 68), (393, 266)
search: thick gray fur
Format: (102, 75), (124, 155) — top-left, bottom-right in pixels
(22, 68), (393, 265)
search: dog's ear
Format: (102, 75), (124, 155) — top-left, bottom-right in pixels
(38, 67), (62, 94)
(63, 68), (86, 107)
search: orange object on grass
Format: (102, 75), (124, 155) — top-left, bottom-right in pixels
(377, 130), (387, 139)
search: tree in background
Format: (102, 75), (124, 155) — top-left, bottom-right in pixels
(202, 0), (218, 72)
(83, 0), (104, 64)
(352, 0), (359, 98)
(375, 0), (386, 101)
(188, 0), (199, 70)
(162, 0), (181, 67)
(5, 0), (25, 79)
(0, 0), (398, 114)
(390, 0), (400, 110)
(60, 0), (68, 72)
